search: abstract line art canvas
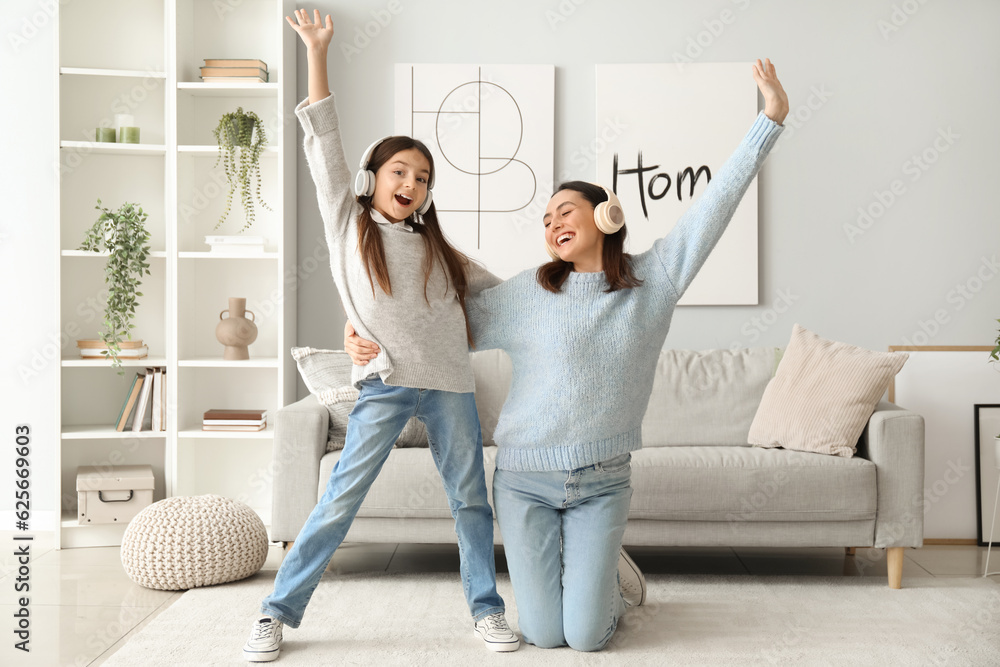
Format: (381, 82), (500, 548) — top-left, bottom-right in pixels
(395, 64), (555, 278)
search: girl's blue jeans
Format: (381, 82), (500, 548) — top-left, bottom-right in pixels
(261, 377), (505, 627)
(493, 453), (633, 652)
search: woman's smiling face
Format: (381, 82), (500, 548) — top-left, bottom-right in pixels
(543, 189), (604, 270)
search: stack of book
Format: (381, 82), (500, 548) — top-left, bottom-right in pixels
(115, 367), (166, 432)
(203, 408), (267, 432)
(204, 235), (266, 254)
(78, 339), (148, 360)
(200, 58), (268, 83)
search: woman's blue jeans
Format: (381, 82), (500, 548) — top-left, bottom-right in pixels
(261, 377), (505, 627)
(493, 453), (633, 652)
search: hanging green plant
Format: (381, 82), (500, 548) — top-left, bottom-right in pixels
(78, 199), (152, 374)
(213, 106), (271, 232)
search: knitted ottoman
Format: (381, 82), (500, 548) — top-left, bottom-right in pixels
(121, 494), (269, 590)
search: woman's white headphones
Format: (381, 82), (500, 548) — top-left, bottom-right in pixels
(352, 136), (435, 216)
(546, 183), (625, 260)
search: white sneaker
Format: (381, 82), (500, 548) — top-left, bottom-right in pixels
(243, 616), (283, 662)
(474, 612), (520, 652)
(619, 547), (646, 607)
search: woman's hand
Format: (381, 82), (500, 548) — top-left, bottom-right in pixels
(344, 320), (380, 366)
(285, 8), (334, 52)
(752, 58), (789, 126)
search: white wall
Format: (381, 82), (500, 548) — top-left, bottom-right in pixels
(4, 0), (999, 523)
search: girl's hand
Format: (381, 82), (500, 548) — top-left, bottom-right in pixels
(344, 320), (380, 365)
(752, 58), (789, 125)
(286, 8), (334, 52)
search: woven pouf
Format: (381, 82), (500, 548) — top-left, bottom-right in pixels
(121, 494), (269, 591)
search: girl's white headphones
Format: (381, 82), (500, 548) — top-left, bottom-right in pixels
(352, 136), (435, 216)
(546, 184), (625, 260)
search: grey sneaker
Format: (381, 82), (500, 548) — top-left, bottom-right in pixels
(474, 612), (520, 652)
(243, 616), (283, 662)
(619, 547), (646, 607)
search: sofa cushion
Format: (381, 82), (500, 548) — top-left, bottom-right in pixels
(319, 447), (499, 519)
(628, 446), (876, 522)
(291, 347), (427, 449)
(470, 349), (512, 446)
(747, 324), (908, 458)
(641, 347), (780, 447)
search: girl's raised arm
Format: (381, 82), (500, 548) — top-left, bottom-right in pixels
(286, 9), (334, 105)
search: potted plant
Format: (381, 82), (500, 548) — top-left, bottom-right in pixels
(78, 199), (152, 373)
(213, 107), (271, 232)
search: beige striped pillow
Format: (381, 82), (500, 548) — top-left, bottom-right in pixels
(748, 324), (908, 458)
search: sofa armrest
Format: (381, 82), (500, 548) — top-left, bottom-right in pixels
(270, 394), (329, 542)
(856, 400), (925, 548)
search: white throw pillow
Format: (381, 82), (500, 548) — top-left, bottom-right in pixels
(747, 324), (908, 458)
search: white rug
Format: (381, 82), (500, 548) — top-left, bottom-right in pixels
(103, 571), (1000, 666)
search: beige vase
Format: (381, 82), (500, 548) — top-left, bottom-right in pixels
(216, 297), (257, 360)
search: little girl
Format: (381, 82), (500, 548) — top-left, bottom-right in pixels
(242, 9), (516, 661)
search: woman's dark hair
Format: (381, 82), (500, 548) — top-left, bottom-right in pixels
(536, 181), (643, 294)
(356, 135), (474, 345)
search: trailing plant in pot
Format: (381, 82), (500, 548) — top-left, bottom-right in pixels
(213, 106), (271, 233)
(78, 199), (152, 374)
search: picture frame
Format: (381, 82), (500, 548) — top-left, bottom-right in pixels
(974, 403), (1000, 547)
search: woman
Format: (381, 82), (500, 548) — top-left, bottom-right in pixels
(347, 58), (789, 651)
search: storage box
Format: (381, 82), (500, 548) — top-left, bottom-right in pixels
(76, 465), (154, 524)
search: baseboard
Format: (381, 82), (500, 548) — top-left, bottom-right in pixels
(924, 538), (978, 546)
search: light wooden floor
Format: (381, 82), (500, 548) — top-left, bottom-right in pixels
(1, 531), (997, 666)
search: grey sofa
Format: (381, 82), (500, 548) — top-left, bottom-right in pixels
(271, 347), (924, 588)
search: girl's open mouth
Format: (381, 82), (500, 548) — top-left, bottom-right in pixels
(395, 194), (413, 207)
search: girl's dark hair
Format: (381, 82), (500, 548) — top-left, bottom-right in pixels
(536, 181), (644, 294)
(356, 135), (474, 345)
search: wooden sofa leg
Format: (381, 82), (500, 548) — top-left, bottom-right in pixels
(845, 547), (856, 556)
(284, 541), (294, 552)
(887, 547), (903, 589)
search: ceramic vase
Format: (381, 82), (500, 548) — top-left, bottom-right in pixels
(216, 297), (257, 360)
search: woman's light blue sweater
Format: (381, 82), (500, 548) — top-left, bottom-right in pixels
(468, 111), (784, 472)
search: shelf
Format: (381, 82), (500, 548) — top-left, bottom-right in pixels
(178, 424), (274, 439)
(178, 145), (278, 155)
(60, 511), (128, 549)
(177, 82), (279, 97)
(61, 67), (167, 79)
(178, 250), (277, 259)
(62, 425), (167, 440)
(62, 356), (169, 368)
(63, 249), (168, 258)
(61, 141), (167, 156)
(178, 357), (279, 368)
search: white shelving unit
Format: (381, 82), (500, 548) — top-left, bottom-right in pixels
(55, 0), (297, 548)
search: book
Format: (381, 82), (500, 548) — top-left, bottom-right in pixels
(199, 66), (268, 79)
(151, 368), (163, 432)
(203, 58), (267, 70)
(203, 408), (267, 420)
(159, 368), (167, 431)
(80, 346), (148, 359)
(131, 368), (155, 432)
(203, 418), (266, 426)
(77, 339), (146, 349)
(202, 423), (266, 432)
(199, 75), (269, 84)
(204, 235), (266, 245)
(207, 244), (265, 255)
(115, 373), (143, 432)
